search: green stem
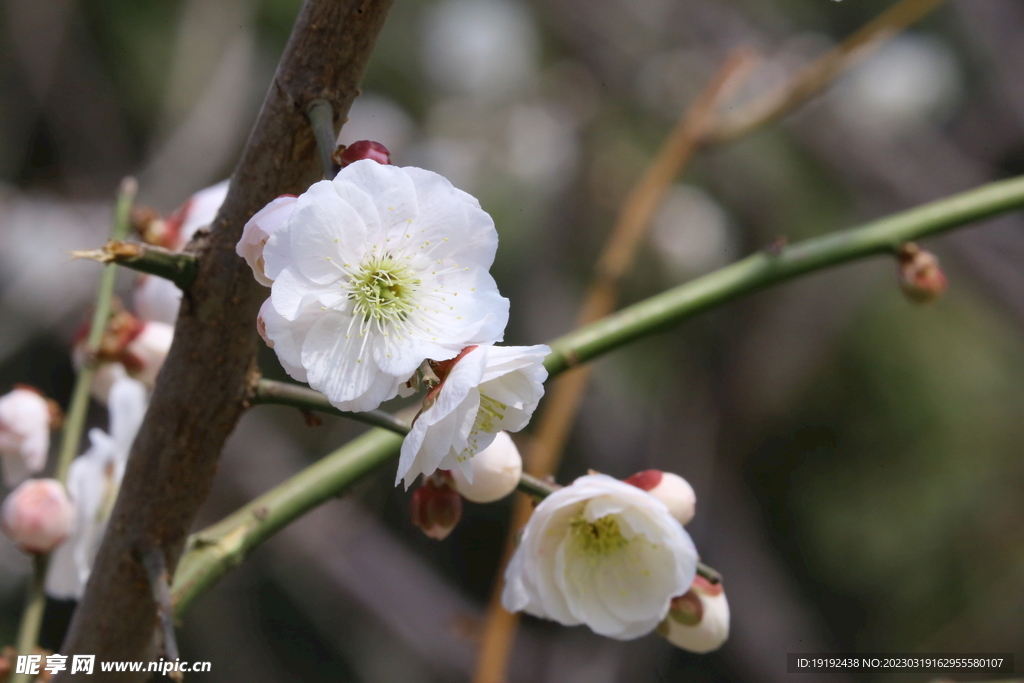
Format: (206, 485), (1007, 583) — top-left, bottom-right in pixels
(172, 428), (405, 612)
(11, 179), (135, 683)
(252, 379), (410, 434)
(170, 173), (1024, 614)
(306, 99), (339, 179)
(544, 173), (1024, 375)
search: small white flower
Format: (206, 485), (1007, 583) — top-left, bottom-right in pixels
(260, 160), (509, 412)
(449, 430), (522, 503)
(502, 473), (698, 640)
(625, 469), (697, 526)
(0, 387), (53, 487)
(1, 478), (74, 554)
(659, 576), (730, 653)
(75, 316), (173, 403)
(237, 195), (297, 286)
(169, 180), (229, 250)
(45, 377), (147, 599)
(397, 344), (547, 489)
(133, 274), (182, 325)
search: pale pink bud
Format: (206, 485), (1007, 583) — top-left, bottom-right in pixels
(625, 470), (696, 525)
(659, 576), (730, 653)
(236, 195), (297, 287)
(897, 243), (946, 304)
(1, 479), (74, 554)
(410, 472), (462, 540)
(0, 388), (54, 487)
(449, 431), (522, 503)
(335, 140), (392, 168)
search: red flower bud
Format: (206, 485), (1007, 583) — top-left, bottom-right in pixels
(410, 472), (462, 540)
(897, 243), (947, 304)
(335, 140), (392, 168)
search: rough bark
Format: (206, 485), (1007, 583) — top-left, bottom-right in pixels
(55, 1), (394, 679)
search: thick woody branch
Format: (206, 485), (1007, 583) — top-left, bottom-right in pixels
(171, 174), (1024, 616)
(71, 241), (198, 289)
(55, 0), (395, 679)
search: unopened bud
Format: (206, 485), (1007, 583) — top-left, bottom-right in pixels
(897, 243), (946, 304)
(131, 206), (171, 248)
(410, 472), (462, 540)
(334, 140), (392, 168)
(1, 479), (74, 554)
(658, 576), (729, 653)
(0, 387), (54, 487)
(450, 431), (522, 503)
(625, 470), (696, 525)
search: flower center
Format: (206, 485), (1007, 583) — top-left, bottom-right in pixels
(349, 255), (420, 324)
(569, 513), (628, 556)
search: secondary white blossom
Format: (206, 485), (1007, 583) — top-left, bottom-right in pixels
(449, 430), (522, 503)
(502, 474), (698, 640)
(237, 195), (297, 286)
(133, 274), (182, 324)
(659, 576), (730, 653)
(168, 180), (229, 250)
(46, 376), (147, 599)
(75, 316), (173, 403)
(0, 387), (53, 487)
(625, 469), (697, 526)
(1, 479), (73, 554)
(259, 160), (509, 412)
(397, 344), (547, 489)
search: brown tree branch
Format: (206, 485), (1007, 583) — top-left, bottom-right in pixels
(54, 0), (395, 679)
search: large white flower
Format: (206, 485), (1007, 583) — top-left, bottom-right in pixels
(237, 195), (297, 286)
(502, 474), (698, 640)
(396, 344), (548, 488)
(259, 160), (509, 412)
(0, 387), (53, 487)
(45, 376), (147, 599)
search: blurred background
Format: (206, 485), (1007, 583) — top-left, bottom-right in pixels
(2, 0), (1024, 681)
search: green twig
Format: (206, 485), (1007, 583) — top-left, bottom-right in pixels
(252, 379), (410, 434)
(306, 99), (339, 179)
(11, 179), (136, 683)
(170, 174), (1024, 614)
(72, 241), (199, 289)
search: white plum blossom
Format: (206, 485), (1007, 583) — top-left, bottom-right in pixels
(75, 316), (173, 404)
(449, 430), (522, 503)
(237, 195), (297, 286)
(168, 180), (229, 250)
(625, 469), (697, 526)
(397, 343), (547, 489)
(0, 387), (54, 487)
(133, 274), (182, 325)
(46, 376), (148, 599)
(258, 160), (509, 412)
(502, 474), (698, 640)
(1, 478), (74, 554)
(659, 576), (730, 653)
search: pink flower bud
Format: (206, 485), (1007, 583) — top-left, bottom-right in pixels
(624, 470), (696, 525)
(410, 472), (462, 540)
(1, 479), (74, 554)
(897, 243), (946, 304)
(659, 576), (730, 653)
(335, 140), (392, 168)
(449, 431), (522, 503)
(0, 387), (54, 487)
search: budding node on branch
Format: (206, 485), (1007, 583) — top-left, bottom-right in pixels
(896, 242), (946, 304)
